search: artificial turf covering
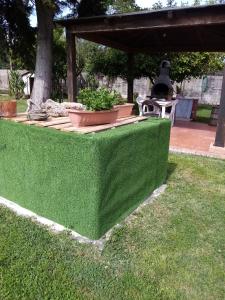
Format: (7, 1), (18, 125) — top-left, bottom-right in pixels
(0, 118), (170, 239)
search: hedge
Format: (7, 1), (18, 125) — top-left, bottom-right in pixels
(0, 118), (170, 239)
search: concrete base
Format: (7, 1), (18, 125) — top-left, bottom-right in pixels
(170, 146), (225, 159)
(0, 185), (167, 251)
(209, 143), (225, 158)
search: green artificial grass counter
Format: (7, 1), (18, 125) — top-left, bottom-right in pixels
(0, 118), (170, 239)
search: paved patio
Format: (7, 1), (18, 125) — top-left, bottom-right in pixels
(170, 121), (225, 159)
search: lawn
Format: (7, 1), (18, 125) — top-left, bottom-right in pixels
(0, 154), (225, 300)
(0, 94), (27, 113)
(195, 104), (212, 124)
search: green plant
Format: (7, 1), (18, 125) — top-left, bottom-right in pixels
(9, 70), (25, 100)
(78, 88), (121, 111)
(111, 90), (126, 105)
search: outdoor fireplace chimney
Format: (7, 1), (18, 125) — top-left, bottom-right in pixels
(151, 60), (173, 100)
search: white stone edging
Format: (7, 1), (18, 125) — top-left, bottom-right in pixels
(170, 146), (225, 160)
(0, 184), (167, 251)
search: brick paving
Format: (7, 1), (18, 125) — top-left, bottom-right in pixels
(170, 121), (225, 159)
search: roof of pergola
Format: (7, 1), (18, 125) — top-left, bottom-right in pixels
(57, 4), (225, 53)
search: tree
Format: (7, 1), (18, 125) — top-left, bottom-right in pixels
(77, 0), (109, 17)
(87, 45), (225, 88)
(84, 0), (225, 91)
(152, 1), (163, 10)
(108, 0), (139, 13)
(0, 0), (35, 70)
(166, 0), (177, 7)
(52, 27), (87, 101)
(29, 0), (110, 115)
(29, 0), (56, 113)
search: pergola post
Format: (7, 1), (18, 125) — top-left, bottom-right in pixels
(127, 53), (134, 103)
(214, 65), (225, 147)
(66, 29), (77, 102)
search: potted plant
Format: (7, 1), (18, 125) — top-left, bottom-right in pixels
(0, 71), (25, 118)
(0, 99), (17, 118)
(113, 92), (134, 118)
(68, 88), (119, 127)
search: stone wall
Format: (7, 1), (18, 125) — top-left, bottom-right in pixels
(101, 75), (223, 105)
(0, 69), (9, 92)
(0, 69), (32, 96)
(2, 68), (222, 105)
(182, 76), (223, 105)
(99, 76), (152, 99)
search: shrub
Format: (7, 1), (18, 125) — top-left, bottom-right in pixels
(9, 70), (25, 100)
(78, 88), (120, 111)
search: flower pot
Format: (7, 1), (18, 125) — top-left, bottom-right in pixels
(114, 103), (134, 118)
(0, 100), (17, 118)
(68, 109), (119, 127)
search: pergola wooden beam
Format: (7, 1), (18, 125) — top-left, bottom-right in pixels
(127, 53), (134, 103)
(214, 66), (225, 147)
(57, 4), (225, 147)
(66, 30), (77, 102)
(76, 33), (133, 53)
(58, 5), (225, 35)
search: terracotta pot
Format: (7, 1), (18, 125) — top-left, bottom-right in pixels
(114, 103), (134, 118)
(68, 109), (119, 127)
(0, 100), (17, 118)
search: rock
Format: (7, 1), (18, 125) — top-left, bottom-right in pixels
(61, 102), (85, 110)
(42, 99), (68, 117)
(27, 99), (86, 118)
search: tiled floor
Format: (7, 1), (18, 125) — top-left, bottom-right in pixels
(170, 121), (225, 159)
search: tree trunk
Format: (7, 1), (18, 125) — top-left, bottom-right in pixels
(29, 0), (54, 112)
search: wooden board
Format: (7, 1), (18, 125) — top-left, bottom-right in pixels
(50, 123), (72, 130)
(4, 115), (28, 123)
(22, 120), (41, 125)
(35, 117), (70, 127)
(61, 116), (147, 134)
(3, 114), (148, 134)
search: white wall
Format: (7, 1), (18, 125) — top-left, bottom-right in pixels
(0, 69), (9, 91)
(0, 69), (32, 96)
(182, 76), (223, 105)
(99, 77), (152, 99)
(100, 75), (223, 105)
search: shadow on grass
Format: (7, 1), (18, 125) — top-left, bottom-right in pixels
(167, 162), (177, 180)
(195, 116), (210, 124)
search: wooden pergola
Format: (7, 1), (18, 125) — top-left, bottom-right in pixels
(57, 4), (225, 147)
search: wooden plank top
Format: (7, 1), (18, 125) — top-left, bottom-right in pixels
(2, 113), (148, 134)
(35, 117), (70, 127)
(61, 116), (147, 134)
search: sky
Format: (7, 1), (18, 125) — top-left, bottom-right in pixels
(30, 1), (164, 26)
(30, 0), (192, 27)
(136, 0), (166, 7)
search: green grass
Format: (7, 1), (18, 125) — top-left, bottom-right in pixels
(0, 153), (225, 300)
(0, 94), (27, 113)
(0, 118), (170, 239)
(196, 104), (212, 124)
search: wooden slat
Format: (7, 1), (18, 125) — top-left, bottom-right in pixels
(17, 112), (27, 116)
(2, 114), (148, 134)
(61, 116), (147, 134)
(49, 123), (73, 130)
(35, 117), (70, 127)
(4, 116), (28, 123)
(22, 120), (44, 125)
